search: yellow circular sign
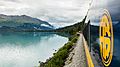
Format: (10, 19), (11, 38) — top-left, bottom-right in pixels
(99, 10), (113, 66)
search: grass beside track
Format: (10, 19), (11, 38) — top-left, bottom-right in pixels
(40, 34), (79, 67)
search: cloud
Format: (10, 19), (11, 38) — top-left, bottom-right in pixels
(0, 0), (90, 27)
(88, 0), (120, 25)
(6, 0), (20, 2)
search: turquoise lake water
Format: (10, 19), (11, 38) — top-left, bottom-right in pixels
(0, 32), (68, 67)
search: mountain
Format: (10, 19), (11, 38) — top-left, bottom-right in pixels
(0, 14), (54, 31)
(113, 22), (120, 33)
(90, 25), (99, 35)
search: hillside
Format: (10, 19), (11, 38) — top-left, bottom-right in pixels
(0, 14), (54, 31)
(52, 15), (87, 35)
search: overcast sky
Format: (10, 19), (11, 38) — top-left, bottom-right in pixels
(0, 0), (90, 27)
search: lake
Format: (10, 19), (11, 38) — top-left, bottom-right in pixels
(0, 32), (68, 67)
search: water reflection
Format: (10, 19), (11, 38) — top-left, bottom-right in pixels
(91, 32), (120, 67)
(0, 32), (68, 67)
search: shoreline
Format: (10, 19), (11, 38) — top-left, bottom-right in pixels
(39, 34), (79, 67)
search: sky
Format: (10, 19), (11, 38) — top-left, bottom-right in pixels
(0, 0), (90, 28)
(76, 0), (120, 26)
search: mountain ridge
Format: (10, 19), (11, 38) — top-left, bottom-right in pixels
(0, 14), (54, 31)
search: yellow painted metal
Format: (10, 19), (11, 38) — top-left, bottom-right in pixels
(82, 34), (94, 67)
